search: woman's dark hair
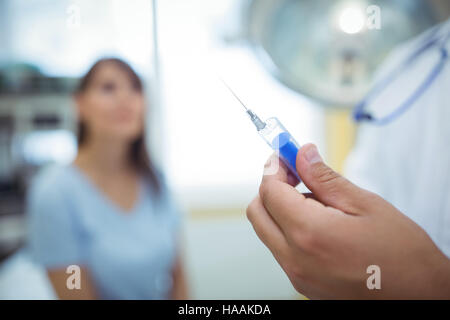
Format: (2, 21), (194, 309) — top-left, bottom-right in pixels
(75, 58), (160, 194)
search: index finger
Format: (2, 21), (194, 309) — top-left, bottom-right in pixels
(259, 154), (328, 235)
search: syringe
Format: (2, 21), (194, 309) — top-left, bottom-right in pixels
(222, 80), (301, 182)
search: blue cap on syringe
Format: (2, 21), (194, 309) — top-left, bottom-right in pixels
(222, 80), (301, 182)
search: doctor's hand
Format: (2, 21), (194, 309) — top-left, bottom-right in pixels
(247, 144), (450, 299)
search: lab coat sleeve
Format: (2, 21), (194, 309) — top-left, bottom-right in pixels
(26, 171), (85, 269)
(342, 42), (415, 199)
(344, 123), (391, 198)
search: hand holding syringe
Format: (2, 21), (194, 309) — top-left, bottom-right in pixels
(221, 79), (302, 183)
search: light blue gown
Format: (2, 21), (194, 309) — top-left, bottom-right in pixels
(25, 164), (182, 299)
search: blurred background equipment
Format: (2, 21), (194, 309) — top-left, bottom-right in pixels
(242, 0), (447, 107)
(0, 63), (77, 265)
(236, 0), (450, 172)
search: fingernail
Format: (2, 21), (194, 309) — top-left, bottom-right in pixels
(304, 145), (322, 164)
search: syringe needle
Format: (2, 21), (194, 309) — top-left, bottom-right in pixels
(219, 78), (249, 111)
(219, 77), (266, 131)
(218, 78), (301, 184)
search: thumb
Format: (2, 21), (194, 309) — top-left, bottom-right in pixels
(296, 143), (371, 215)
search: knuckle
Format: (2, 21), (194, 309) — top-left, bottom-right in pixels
(289, 229), (317, 254)
(301, 232), (318, 253)
(304, 197), (319, 208)
(289, 227), (304, 247)
(359, 191), (386, 212)
(313, 165), (341, 185)
(246, 199), (257, 221)
(339, 184), (378, 214)
(287, 263), (306, 282)
(259, 179), (274, 200)
(366, 191), (383, 204)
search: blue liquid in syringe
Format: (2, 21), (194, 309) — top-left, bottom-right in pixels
(271, 132), (300, 180)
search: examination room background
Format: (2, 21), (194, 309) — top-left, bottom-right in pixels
(1, 0), (446, 299)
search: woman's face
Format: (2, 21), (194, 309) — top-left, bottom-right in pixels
(76, 63), (145, 144)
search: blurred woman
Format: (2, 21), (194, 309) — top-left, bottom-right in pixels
(26, 58), (188, 299)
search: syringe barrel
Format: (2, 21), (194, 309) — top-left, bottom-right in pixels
(258, 117), (301, 182)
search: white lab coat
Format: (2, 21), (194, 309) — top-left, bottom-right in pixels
(344, 18), (450, 258)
